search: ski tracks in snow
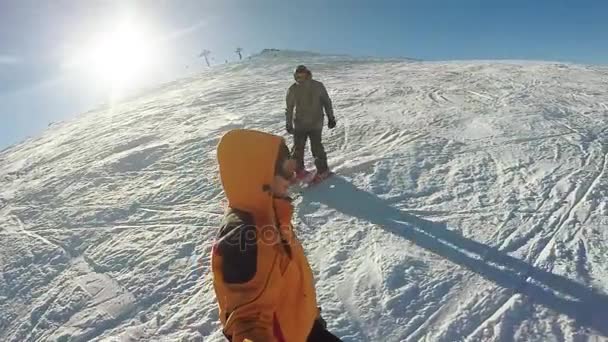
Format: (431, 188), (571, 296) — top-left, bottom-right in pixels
(1, 54), (608, 341)
(315, 61), (608, 340)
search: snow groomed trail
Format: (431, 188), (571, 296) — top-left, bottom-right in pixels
(1, 51), (607, 341)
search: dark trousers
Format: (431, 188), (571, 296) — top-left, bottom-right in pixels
(307, 320), (343, 342)
(292, 129), (329, 173)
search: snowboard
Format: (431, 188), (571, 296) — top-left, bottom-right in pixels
(292, 170), (334, 188)
(307, 171), (334, 186)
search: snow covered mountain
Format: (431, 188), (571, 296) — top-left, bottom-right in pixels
(1, 50), (607, 341)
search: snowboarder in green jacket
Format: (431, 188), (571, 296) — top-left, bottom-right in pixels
(286, 65), (336, 181)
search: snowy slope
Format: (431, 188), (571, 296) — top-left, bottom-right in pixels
(1, 50), (608, 341)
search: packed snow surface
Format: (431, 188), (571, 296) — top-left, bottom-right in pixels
(1, 51), (608, 341)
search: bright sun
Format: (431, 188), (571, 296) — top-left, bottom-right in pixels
(69, 19), (158, 91)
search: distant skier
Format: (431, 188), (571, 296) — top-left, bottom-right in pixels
(213, 129), (342, 342)
(286, 65), (336, 183)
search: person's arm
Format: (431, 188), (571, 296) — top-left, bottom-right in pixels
(216, 224), (283, 342)
(285, 85), (296, 131)
(320, 83), (335, 121)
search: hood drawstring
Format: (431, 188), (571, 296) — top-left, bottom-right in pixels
(273, 203), (293, 259)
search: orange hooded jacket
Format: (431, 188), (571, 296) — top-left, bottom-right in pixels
(213, 129), (319, 342)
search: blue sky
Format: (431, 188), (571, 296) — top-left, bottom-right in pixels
(1, 0), (607, 148)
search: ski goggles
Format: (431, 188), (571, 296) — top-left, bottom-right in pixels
(275, 142), (296, 180)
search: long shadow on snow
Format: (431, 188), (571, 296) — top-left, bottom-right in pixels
(300, 176), (608, 336)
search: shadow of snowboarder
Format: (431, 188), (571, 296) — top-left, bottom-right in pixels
(300, 175), (608, 336)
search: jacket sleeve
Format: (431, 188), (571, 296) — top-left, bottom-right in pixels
(320, 83), (335, 120)
(217, 224), (283, 342)
(285, 85), (296, 126)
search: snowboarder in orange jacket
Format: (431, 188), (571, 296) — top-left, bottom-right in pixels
(213, 129), (341, 341)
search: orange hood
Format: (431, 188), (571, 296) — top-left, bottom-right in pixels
(217, 129), (284, 216)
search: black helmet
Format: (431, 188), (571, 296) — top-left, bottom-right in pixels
(293, 65), (312, 81)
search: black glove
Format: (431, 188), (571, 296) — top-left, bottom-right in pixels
(317, 307), (327, 329)
(327, 117), (336, 129)
(286, 123), (294, 134)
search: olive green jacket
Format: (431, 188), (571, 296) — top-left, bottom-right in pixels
(286, 79), (334, 131)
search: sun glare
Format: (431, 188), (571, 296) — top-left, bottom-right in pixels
(68, 19), (158, 92)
